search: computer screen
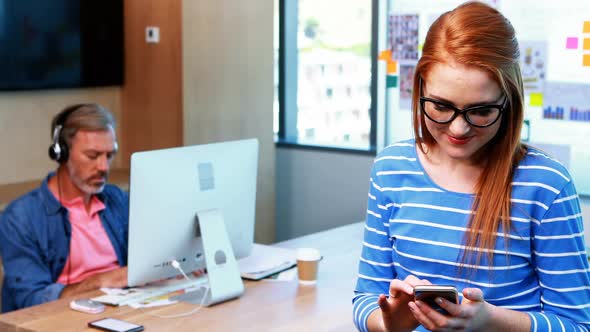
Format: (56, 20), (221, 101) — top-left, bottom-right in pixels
(127, 139), (258, 288)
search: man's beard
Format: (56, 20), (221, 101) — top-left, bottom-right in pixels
(67, 163), (108, 195)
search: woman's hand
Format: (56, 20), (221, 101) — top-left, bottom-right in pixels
(408, 287), (491, 332)
(376, 275), (432, 332)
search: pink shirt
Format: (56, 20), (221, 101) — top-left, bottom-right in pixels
(56, 195), (119, 285)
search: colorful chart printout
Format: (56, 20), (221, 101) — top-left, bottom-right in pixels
(389, 14), (419, 61)
(520, 41), (547, 93)
(399, 65), (415, 109)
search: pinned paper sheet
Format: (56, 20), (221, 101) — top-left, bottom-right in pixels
(520, 41), (547, 93)
(378, 50), (392, 61)
(566, 37), (578, 49)
(387, 75), (398, 88)
(390, 14), (419, 61)
(387, 60), (398, 74)
(378, 50), (398, 74)
(584, 21), (590, 33)
(530, 93), (543, 107)
(584, 54), (590, 67)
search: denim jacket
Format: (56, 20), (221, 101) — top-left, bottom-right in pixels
(0, 173), (129, 312)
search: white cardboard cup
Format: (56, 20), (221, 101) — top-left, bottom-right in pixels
(296, 248), (321, 284)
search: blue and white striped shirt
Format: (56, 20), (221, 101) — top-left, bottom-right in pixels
(353, 139), (590, 332)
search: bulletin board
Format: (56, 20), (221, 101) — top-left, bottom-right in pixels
(385, 0), (590, 195)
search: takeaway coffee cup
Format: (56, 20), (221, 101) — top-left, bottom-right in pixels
(296, 248), (321, 285)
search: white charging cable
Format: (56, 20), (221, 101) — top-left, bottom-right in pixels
(171, 260), (191, 281)
(139, 259), (210, 319)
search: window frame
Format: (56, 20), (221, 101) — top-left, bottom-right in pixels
(276, 0), (381, 155)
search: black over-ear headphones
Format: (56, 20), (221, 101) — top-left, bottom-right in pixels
(48, 104), (85, 163)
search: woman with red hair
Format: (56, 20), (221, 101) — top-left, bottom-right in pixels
(353, 2), (590, 331)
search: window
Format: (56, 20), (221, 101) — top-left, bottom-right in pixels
(276, 0), (377, 152)
(273, 0), (280, 140)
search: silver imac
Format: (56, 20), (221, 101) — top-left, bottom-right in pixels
(127, 138), (258, 304)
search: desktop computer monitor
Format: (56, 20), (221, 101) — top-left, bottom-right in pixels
(127, 139), (258, 295)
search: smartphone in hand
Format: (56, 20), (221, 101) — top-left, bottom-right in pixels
(413, 285), (458, 315)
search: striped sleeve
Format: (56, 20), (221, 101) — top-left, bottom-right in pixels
(353, 158), (395, 331)
(528, 179), (590, 331)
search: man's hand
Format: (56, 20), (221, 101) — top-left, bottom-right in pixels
(60, 267), (128, 299)
(95, 266), (128, 288)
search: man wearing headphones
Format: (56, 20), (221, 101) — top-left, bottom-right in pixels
(0, 104), (129, 312)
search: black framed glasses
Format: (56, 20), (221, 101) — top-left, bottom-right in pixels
(419, 78), (507, 128)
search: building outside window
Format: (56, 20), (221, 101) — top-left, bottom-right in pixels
(277, 0), (374, 151)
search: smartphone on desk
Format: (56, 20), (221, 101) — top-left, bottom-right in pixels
(413, 285), (458, 314)
(88, 318), (144, 332)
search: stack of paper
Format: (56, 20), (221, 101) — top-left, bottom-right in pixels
(238, 244), (297, 280)
(92, 276), (208, 307)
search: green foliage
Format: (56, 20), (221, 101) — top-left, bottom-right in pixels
(300, 42), (371, 57)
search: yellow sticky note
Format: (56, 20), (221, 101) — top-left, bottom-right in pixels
(584, 38), (590, 50)
(387, 60), (398, 74)
(584, 54), (590, 67)
(378, 50), (392, 61)
(584, 21), (590, 33)
(530, 93), (543, 107)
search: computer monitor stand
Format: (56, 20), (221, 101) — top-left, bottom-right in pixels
(173, 209), (245, 306)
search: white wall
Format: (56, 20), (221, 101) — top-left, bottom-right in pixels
(182, 0), (276, 244)
(276, 148), (590, 248)
(275, 147), (374, 241)
(0, 88), (122, 184)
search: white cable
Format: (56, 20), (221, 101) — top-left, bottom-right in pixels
(139, 260), (210, 319)
(171, 260), (191, 281)
(140, 286), (210, 319)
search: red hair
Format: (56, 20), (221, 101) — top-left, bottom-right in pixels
(411, 1), (526, 269)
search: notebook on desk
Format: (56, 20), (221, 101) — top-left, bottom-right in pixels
(238, 243), (297, 280)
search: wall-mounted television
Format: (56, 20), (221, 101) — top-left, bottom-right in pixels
(0, 0), (124, 91)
